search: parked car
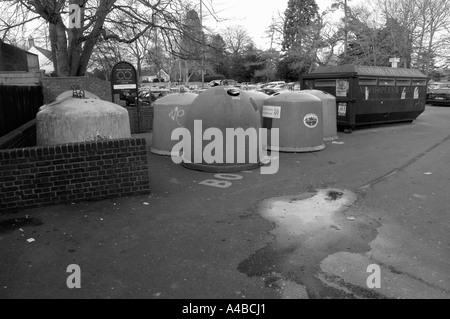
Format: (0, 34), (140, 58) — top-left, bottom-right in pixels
(240, 84), (259, 91)
(209, 80), (222, 87)
(238, 82), (253, 88)
(267, 81), (286, 86)
(220, 79), (238, 86)
(120, 90), (131, 101)
(259, 83), (289, 95)
(259, 81), (285, 89)
(426, 82), (450, 106)
(125, 91), (138, 106)
(126, 87), (171, 106)
(208, 79), (238, 87)
(287, 82), (301, 91)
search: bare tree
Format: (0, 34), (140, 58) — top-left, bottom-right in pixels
(0, 0), (211, 76)
(0, 1), (41, 44)
(254, 49), (279, 82)
(108, 9), (154, 80)
(222, 25), (253, 57)
(88, 36), (130, 80)
(379, 0), (450, 74)
(265, 12), (285, 50)
(145, 28), (169, 82)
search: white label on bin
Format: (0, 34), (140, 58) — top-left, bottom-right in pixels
(338, 103), (347, 116)
(304, 113), (319, 128)
(113, 84), (137, 89)
(336, 79), (349, 97)
(263, 105), (281, 119)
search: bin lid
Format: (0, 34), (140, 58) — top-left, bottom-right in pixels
(298, 89), (335, 101)
(305, 64), (426, 78)
(153, 92), (198, 106)
(265, 91), (322, 103)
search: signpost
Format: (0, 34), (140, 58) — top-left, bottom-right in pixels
(111, 61), (140, 131)
(111, 61), (138, 101)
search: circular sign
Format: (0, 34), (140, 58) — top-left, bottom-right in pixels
(303, 113), (319, 128)
(116, 70), (133, 80)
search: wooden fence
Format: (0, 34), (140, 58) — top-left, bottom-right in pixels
(0, 85), (43, 137)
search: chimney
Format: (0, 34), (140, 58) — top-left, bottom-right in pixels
(28, 36), (34, 49)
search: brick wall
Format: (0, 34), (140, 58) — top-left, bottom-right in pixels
(126, 105), (154, 134)
(0, 137), (150, 213)
(41, 77), (112, 103)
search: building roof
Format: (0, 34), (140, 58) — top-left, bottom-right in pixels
(309, 64), (426, 78)
(0, 40), (39, 71)
(32, 45), (53, 61)
(140, 69), (170, 80)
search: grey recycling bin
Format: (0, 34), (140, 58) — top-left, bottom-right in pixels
(262, 91), (325, 152)
(298, 89), (338, 141)
(151, 92), (198, 156)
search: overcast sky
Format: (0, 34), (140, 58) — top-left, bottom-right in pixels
(203, 0), (341, 49)
(19, 0), (353, 51)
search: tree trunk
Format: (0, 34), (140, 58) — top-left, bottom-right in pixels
(67, 0), (112, 76)
(424, 29), (435, 77)
(135, 41), (141, 81)
(417, 5), (428, 71)
(49, 24), (59, 75)
(68, 28), (83, 76)
(55, 19), (70, 76)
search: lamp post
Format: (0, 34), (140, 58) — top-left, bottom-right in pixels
(344, 0), (348, 55)
(200, 0), (205, 89)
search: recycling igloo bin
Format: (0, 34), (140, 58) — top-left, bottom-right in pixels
(180, 86), (262, 173)
(298, 89), (338, 141)
(37, 96), (131, 146)
(263, 91), (325, 152)
(151, 92), (198, 156)
(245, 90), (268, 125)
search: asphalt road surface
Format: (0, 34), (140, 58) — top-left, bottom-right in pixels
(0, 105), (449, 299)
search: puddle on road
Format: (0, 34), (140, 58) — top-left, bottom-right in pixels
(0, 216), (43, 234)
(238, 189), (381, 299)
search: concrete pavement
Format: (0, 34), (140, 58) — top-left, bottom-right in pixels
(0, 105), (449, 299)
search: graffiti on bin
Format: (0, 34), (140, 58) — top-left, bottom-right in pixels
(169, 106), (185, 127)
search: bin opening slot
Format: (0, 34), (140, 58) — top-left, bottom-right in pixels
(379, 78), (395, 86)
(412, 79), (427, 86)
(315, 79), (336, 87)
(359, 77), (378, 86)
(396, 79), (411, 86)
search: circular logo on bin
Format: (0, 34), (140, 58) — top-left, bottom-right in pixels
(303, 113), (319, 128)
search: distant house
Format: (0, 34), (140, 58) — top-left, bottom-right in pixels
(0, 39), (39, 72)
(27, 37), (54, 74)
(140, 69), (170, 82)
(139, 69), (153, 82)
